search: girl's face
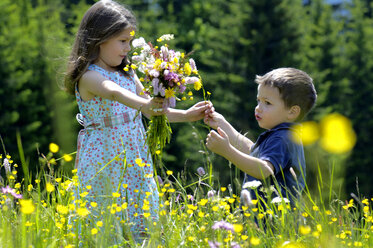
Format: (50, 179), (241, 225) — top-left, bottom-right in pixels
(255, 84), (292, 130)
(95, 27), (134, 71)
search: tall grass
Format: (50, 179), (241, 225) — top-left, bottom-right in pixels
(0, 141), (371, 248)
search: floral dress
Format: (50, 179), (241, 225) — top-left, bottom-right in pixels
(74, 64), (159, 235)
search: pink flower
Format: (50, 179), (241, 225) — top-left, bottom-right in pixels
(1, 185), (22, 199)
(212, 220), (234, 232)
(185, 76), (199, 85)
(189, 58), (197, 72)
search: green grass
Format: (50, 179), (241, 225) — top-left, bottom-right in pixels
(0, 145), (372, 248)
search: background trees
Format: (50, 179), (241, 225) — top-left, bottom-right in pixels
(1, 0), (372, 199)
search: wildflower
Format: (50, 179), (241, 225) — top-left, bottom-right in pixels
(97, 221), (103, 227)
(76, 207), (90, 217)
(91, 228), (98, 235)
(132, 37), (146, 48)
(165, 88), (175, 98)
(46, 183), (55, 193)
(156, 175), (163, 186)
(207, 190), (216, 198)
(250, 237), (260, 246)
(271, 196), (290, 204)
(299, 225), (311, 235)
(57, 205), (69, 215)
(212, 220), (234, 232)
(291, 121), (319, 145)
(49, 143), (59, 153)
(158, 34), (174, 41)
(320, 113), (356, 154)
(196, 167), (206, 176)
(189, 58), (198, 73)
(208, 241), (221, 248)
(233, 224), (243, 233)
(3, 158), (11, 173)
(130, 30), (135, 37)
(20, 199), (35, 214)
(166, 170), (173, 175)
(63, 154), (73, 162)
(242, 180), (262, 189)
(194, 79), (202, 91)
(1, 185), (22, 199)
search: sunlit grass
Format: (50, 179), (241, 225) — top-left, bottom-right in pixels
(0, 121), (370, 247)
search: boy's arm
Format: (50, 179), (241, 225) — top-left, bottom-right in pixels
(205, 111), (253, 154)
(206, 128), (274, 179)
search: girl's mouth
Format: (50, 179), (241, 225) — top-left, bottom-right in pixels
(255, 114), (261, 121)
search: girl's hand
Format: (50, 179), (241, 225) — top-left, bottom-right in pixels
(204, 111), (225, 130)
(143, 97), (168, 116)
(185, 101), (213, 122)
(206, 127), (230, 156)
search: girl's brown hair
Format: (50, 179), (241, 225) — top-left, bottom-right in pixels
(64, 0), (137, 95)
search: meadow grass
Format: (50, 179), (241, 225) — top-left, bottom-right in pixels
(0, 143), (371, 248)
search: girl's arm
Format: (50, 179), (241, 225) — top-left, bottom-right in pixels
(133, 73), (211, 122)
(206, 128), (274, 179)
(79, 71), (163, 117)
(166, 101), (212, 123)
(205, 112), (253, 154)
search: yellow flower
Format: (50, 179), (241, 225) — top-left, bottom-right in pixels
(320, 113), (356, 154)
(91, 228), (98, 235)
(143, 212), (151, 218)
(112, 192), (120, 198)
(130, 30), (135, 36)
(57, 205), (69, 215)
(299, 225), (311, 235)
(241, 235), (249, 241)
(165, 88), (175, 98)
(184, 63), (192, 75)
(76, 207), (90, 217)
(233, 224), (243, 233)
(291, 121), (319, 145)
(220, 187), (227, 192)
(166, 170), (173, 175)
(49, 143), (59, 153)
(63, 154), (73, 162)
(250, 236), (260, 246)
(199, 199), (208, 206)
(27, 184), (33, 192)
(20, 199), (35, 214)
(194, 79), (202, 91)
(97, 221), (103, 227)
(90, 202), (97, 208)
(46, 183), (55, 193)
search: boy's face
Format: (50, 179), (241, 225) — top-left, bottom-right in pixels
(255, 84), (293, 130)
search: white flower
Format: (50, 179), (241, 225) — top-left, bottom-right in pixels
(240, 190), (253, 207)
(132, 37), (147, 48)
(242, 180), (262, 189)
(185, 76), (199, 85)
(158, 34), (174, 41)
(3, 158), (10, 173)
(271, 196), (290, 204)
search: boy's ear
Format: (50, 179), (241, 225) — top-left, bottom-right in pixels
(288, 105), (301, 121)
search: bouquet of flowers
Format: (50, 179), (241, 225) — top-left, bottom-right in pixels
(129, 34), (203, 156)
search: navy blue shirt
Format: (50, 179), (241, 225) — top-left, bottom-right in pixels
(242, 122), (306, 204)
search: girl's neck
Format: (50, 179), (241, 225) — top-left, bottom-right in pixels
(93, 61), (118, 73)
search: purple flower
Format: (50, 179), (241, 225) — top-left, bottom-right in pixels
(152, 78), (160, 95)
(156, 175), (163, 186)
(164, 72), (179, 82)
(1, 185), (22, 199)
(212, 220), (234, 232)
(196, 167), (206, 176)
(208, 241), (221, 248)
(231, 242), (241, 248)
(179, 84), (186, 93)
(161, 46), (169, 61)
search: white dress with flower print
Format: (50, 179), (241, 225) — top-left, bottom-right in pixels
(74, 64), (159, 235)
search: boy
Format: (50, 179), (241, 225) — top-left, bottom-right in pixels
(204, 68), (317, 204)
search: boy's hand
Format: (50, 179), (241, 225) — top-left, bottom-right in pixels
(185, 101), (213, 122)
(204, 111), (225, 130)
(206, 127), (230, 156)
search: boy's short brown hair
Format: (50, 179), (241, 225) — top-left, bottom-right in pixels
(255, 68), (317, 121)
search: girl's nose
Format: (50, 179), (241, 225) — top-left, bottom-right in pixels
(255, 104), (261, 112)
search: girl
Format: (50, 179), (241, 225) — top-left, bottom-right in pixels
(64, 0), (210, 242)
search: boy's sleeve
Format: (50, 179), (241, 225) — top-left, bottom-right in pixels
(258, 136), (289, 175)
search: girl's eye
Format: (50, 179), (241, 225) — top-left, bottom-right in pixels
(265, 101), (271, 105)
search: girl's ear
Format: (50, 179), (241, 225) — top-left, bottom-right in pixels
(288, 105), (301, 121)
